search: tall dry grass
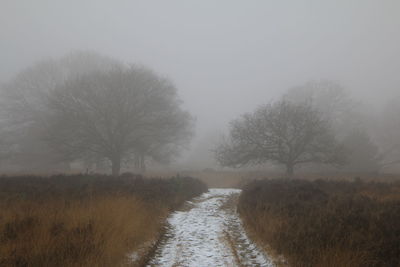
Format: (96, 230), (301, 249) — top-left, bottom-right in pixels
(0, 174), (207, 267)
(239, 179), (400, 267)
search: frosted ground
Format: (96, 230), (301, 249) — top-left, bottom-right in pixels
(146, 188), (275, 267)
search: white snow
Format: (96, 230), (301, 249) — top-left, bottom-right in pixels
(147, 188), (275, 267)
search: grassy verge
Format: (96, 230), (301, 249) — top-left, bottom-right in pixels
(238, 179), (400, 267)
(0, 174), (207, 266)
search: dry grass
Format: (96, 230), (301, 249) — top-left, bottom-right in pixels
(0, 196), (163, 266)
(239, 178), (400, 267)
(0, 174), (207, 267)
(147, 170), (273, 188)
(147, 169), (400, 188)
(182, 170), (247, 188)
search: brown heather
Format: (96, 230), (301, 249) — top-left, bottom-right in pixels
(238, 178), (400, 267)
(0, 174), (207, 267)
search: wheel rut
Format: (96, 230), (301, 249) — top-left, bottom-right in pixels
(146, 189), (274, 267)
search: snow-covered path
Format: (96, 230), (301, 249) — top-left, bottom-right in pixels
(147, 189), (275, 267)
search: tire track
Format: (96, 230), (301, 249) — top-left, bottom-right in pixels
(146, 189), (274, 267)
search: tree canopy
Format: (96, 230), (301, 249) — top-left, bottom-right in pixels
(0, 51), (120, 171)
(215, 100), (344, 177)
(44, 66), (193, 176)
(0, 52), (193, 175)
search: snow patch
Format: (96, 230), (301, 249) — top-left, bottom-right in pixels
(147, 188), (274, 267)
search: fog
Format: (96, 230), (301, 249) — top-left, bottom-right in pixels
(1, 0), (400, 170)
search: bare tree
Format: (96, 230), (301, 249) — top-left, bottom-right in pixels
(0, 51), (121, 171)
(215, 100), (343, 177)
(45, 66), (193, 176)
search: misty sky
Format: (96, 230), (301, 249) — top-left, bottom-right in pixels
(1, 0), (400, 167)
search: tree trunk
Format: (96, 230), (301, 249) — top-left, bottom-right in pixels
(286, 163), (294, 179)
(111, 156), (121, 177)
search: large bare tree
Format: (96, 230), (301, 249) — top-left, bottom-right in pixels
(0, 51), (120, 171)
(215, 100), (343, 177)
(45, 66), (193, 176)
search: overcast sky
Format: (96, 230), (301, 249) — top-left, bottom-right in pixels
(1, 0), (400, 167)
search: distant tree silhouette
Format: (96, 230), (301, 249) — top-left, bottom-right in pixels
(0, 51), (120, 171)
(215, 100), (344, 177)
(45, 66), (193, 176)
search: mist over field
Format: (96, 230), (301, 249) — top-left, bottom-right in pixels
(1, 0), (400, 172)
(2, 2), (400, 267)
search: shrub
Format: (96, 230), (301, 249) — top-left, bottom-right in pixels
(239, 179), (400, 267)
(0, 174), (207, 266)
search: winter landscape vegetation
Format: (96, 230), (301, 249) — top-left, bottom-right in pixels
(1, 1), (400, 266)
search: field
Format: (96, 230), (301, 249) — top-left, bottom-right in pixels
(152, 169), (400, 189)
(0, 174), (207, 267)
(238, 178), (400, 267)
(2, 171), (400, 267)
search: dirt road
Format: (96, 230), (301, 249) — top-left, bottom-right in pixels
(146, 189), (274, 267)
